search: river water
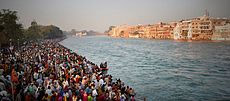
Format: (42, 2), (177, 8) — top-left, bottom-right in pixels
(60, 36), (230, 101)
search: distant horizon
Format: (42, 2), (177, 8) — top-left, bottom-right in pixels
(1, 0), (230, 33)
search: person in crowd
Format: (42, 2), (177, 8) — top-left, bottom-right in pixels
(0, 39), (136, 101)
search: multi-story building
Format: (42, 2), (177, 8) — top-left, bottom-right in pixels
(189, 15), (213, 40)
(173, 20), (191, 40)
(174, 15), (226, 40)
(212, 23), (230, 40)
(107, 12), (230, 41)
(173, 12), (230, 40)
(138, 22), (176, 39)
(154, 22), (173, 39)
(108, 22), (177, 39)
(108, 25), (132, 37)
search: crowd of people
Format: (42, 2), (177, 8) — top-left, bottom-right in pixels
(0, 40), (136, 101)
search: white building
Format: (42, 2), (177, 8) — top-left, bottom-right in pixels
(173, 20), (191, 40)
(212, 24), (230, 40)
(76, 32), (87, 37)
(173, 24), (182, 40)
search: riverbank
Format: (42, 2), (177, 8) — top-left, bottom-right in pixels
(60, 36), (230, 100)
(0, 39), (136, 101)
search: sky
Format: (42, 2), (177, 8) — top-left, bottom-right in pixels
(0, 0), (230, 32)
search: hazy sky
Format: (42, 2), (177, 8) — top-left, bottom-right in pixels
(0, 0), (230, 32)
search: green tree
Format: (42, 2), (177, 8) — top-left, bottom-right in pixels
(25, 21), (64, 40)
(0, 9), (23, 46)
(41, 25), (64, 39)
(24, 20), (42, 40)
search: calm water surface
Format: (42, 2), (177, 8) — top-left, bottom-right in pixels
(60, 36), (230, 101)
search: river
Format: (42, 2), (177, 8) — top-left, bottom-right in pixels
(60, 36), (230, 101)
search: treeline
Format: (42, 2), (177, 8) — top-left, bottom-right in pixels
(0, 9), (65, 47)
(25, 21), (64, 40)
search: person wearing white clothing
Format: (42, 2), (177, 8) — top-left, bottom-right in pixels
(99, 78), (104, 86)
(45, 86), (52, 96)
(92, 89), (98, 101)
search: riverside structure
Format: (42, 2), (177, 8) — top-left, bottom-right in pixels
(107, 12), (230, 41)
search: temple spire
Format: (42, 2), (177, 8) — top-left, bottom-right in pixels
(204, 9), (209, 17)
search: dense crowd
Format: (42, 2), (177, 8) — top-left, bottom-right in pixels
(0, 40), (136, 101)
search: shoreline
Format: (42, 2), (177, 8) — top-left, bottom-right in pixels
(0, 38), (137, 101)
(108, 36), (230, 43)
